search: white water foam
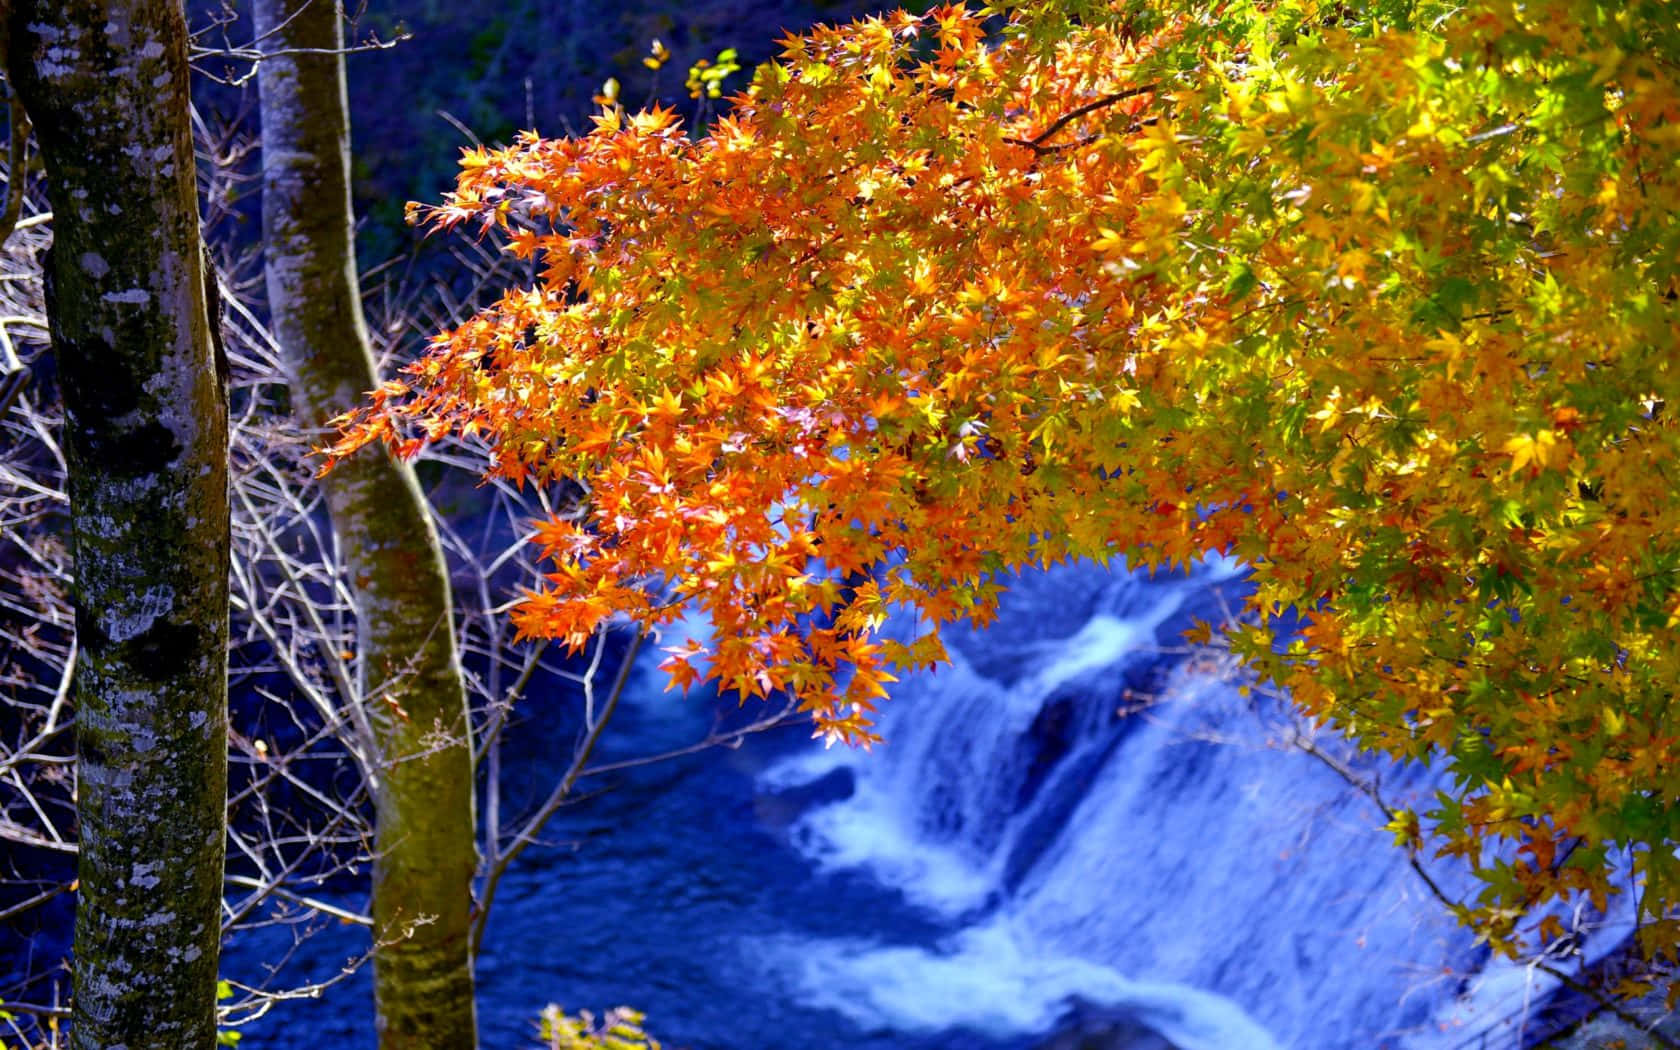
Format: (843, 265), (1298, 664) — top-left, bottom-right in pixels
(755, 558), (1567, 1049)
(754, 918), (1281, 1049)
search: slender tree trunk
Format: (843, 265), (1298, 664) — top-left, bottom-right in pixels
(5, 2), (229, 1048)
(253, 3), (479, 1047)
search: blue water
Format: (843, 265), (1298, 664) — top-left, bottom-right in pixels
(217, 559), (1587, 1049)
(219, 689), (1028, 1048)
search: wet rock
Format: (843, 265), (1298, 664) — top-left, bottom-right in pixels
(1035, 1003), (1184, 1050)
(754, 766), (854, 828)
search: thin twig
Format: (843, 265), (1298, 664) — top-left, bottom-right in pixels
(1003, 83), (1156, 153)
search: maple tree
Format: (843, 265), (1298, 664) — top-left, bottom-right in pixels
(327, 0), (1680, 982)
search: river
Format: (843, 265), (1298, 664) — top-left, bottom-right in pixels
(218, 557), (1602, 1049)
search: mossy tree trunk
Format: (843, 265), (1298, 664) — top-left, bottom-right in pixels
(5, 2), (229, 1048)
(253, 2), (479, 1047)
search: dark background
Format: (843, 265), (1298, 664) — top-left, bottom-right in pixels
(193, 0), (915, 269)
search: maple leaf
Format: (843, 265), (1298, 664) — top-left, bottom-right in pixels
(1501, 430), (1564, 475)
(331, 0), (1680, 985)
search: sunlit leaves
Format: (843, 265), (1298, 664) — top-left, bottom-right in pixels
(539, 1005), (660, 1050)
(327, 0), (1680, 971)
(1140, 0), (1680, 969)
(327, 3), (1183, 749)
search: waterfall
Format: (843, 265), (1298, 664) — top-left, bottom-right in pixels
(756, 558), (1573, 1049)
(196, 556), (1631, 1049)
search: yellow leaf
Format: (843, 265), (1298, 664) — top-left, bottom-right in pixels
(1501, 430), (1561, 474)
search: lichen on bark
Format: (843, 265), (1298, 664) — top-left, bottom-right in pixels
(6, 1), (230, 1047)
(254, 1), (479, 1047)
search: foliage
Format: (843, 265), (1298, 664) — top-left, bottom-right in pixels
(216, 982), (241, 1047)
(537, 1006), (660, 1050)
(327, 0), (1680, 972)
(686, 47), (743, 101)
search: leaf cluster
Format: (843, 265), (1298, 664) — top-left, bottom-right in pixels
(326, 0), (1680, 967)
(538, 1005), (660, 1050)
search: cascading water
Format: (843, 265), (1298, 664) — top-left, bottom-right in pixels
(755, 558), (1580, 1049)
(197, 557), (1625, 1049)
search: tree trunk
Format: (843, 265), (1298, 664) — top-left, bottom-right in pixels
(253, 3), (479, 1048)
(5, 2), (229, 1048)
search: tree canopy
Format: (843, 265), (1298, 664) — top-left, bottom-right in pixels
(327, 0), (1680, 973)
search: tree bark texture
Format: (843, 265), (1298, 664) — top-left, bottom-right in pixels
(6, 2), (230, 1048)
(253, 2), (479, 1047)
